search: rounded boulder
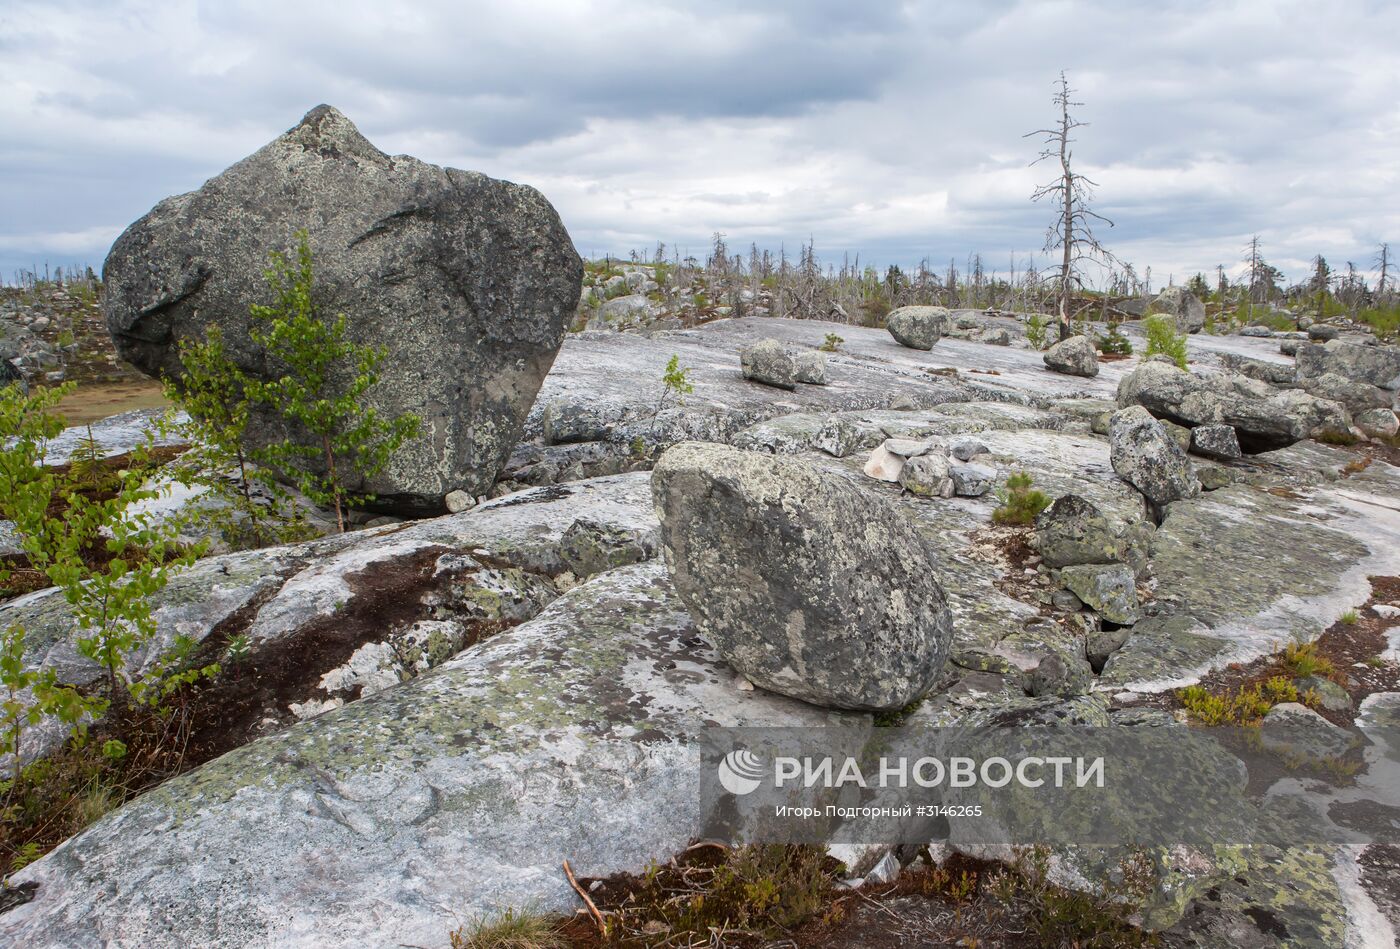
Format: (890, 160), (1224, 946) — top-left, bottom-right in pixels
(651, 442), (953, 711)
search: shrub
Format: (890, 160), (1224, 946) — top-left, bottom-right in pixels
(599, 845), (834, 943)
(247, 232), (420, 532)
(1282, 641), (1335, 678)
(818, 332), (844, 353)
(0, 381), (208, 774)
(649, 354), (694, 433)
(449, 906), (564, 949)
(1143, 314), (1188, 369)
(992, 472), (1051, 526)
(1177, 678), (1296, 725)
(161, 326), (313, 549)
(1095, 323), (1133, 355)
(1025, 313), (1048, 351)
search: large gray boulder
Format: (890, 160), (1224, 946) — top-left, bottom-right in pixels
(651, 442), (952, 710)
(1116, 361), (1351, 452)
(102, 105), (582, 515)
(1150, 286), (1206, 334)
(1296, 341), (1400, 389)
(886, 305), (949, 351)
(1109, 406), (1199, 512)
(1042, 335), (1099, 377)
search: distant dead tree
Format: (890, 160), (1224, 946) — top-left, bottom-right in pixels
(1026, 70), (1115, 340)
(1376, 242), (1395, 297)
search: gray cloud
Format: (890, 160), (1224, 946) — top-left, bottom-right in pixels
(1, 0), (1397, 287)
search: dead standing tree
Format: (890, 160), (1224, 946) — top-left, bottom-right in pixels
(1025, 71), (1115, 340)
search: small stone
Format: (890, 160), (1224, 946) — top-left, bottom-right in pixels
(1239, 325), (1272, 338)
(985, 328), (1011, 346)
(1195, 465), (1235, 491)
(899, 453), (954, 498)
(445, 489), (476, 513)
(1296, 675), (1352, 713)
(1052, 588), (1084, 611)
(1086, 626), (1131, 670)
(1280, 339), (1301, 356)
(1307, 324), (1341, 341)
(949, 438), (989, 462)
(949, 462), (995, 497)
(1355, 408), (1399, 440)
(1059, 562), (1141, 625)
(1260, 702), (1356, 761)
(813, 417), (859, 458)
(883, 438), (937, 458)
(740, 338), (796, 389)
(863, 443), (908, 482)
(1161, 419), (1192, 451)
(560, 518), (656, 579)
(1189, 424), (1242, 460)
(792, 350), (828, 385)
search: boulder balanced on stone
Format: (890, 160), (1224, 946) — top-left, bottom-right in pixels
(1042, 335), (1099, 377)
(102, 105), (582, 516)
(1150, 286), (1206, 334)
(886, 306), (949, 351)
(1109, 406), (1200, 513)
(651, 442), (953, 711)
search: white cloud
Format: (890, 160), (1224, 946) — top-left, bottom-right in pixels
(1, 0), (1397, 287)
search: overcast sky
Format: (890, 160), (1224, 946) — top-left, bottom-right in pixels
(2, 0), (1398, 289)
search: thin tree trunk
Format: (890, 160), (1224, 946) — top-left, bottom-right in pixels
(323, 435), (344, 533)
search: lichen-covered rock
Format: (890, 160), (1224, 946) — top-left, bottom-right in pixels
(1299, 371), (1392, 414)
(1042, 335), (1099, 377)
(102, 105), (581, 515)
(813, 416), (861, 457)
(792, 350), (828, 385)
(1189, 424), (1241, 461)
(651, 442), (953, 710)
(559, 517), (658, 579)
(950, 437), (989, 462)
(1355, 407), (1399, 440)
(886, 305), (949, 351)
(1116, 361), (1351, 452)
(1296, 340), (1400, 389)
(1032, 494), (1126, 568)
(739, 338), (796, 389)
(1059, 562), (1141, 625)
(1151, 286), (1207, 333)
(1110, 406), (1199, 511)
(899, 452), (954, 498)
(1, 562), (850, 949)
(949, 463), (995, 497)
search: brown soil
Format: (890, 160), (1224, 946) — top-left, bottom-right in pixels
(552, 850), (1146, 948)
(56, 379), (169, 426)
